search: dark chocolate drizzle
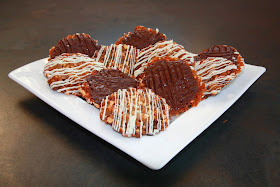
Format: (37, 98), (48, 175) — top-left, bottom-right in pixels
(143, 60), (200, 112)
(86, 69), (138, 105)
(195, 45), (239, 64)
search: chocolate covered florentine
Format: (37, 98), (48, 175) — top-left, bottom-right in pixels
(194, 45), (245, 98)
(49, 33), (101, 59)
(115, 26), (166, 49)
(81, 69), (138, 108)
(134, 40), (196, 77)
(100, 88), (170, 138)
(44, 53), (105, 96)
(195, 45), (242, 64)
(137, 57), (205, 116)
(92, 44), (138, 77)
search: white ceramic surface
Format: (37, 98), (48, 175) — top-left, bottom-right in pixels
(8, 58), (266, 170)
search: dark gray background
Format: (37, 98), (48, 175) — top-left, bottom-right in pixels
(1, 0), (279, 186)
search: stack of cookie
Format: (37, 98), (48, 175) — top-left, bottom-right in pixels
(43, 26), (245, 138)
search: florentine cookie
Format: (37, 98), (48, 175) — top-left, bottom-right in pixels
(49, 33), (101, 59)
(80, 69), (138, 108)
(137, 57), (205, 116)
(194, 45), (245, 98)
(115, 26), (166, 49)
(134, 40), (196, 77)
(93, 44), (139, 77)
(44, 53), (105, 96)
(100, 88), (170, 138)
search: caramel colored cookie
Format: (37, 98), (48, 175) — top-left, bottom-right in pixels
(137, 57), (205, 116)
(44, 53), (105, 96)
(49, 33), (101, 59)
(100, 88), (170, 138)
(134, 40), (196, 77)
(93, 44), (138, 77)
(194, 45), (245, 98)
(115, 26), (166, 49)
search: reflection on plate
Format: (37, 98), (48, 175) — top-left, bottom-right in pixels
(8, 58), (265, 170)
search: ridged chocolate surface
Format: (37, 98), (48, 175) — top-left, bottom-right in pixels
(116, 26), (166, 49)
(195, 45), (239, 63)
(86, 69), (138, 105)
(142, 60), (200, 113)
(49, 33), (101, 59)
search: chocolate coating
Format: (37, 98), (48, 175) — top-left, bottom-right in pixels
(142, 59), (203, 115)
(115, 26), (166, 49)
(195, 45), (239, 63)
(86, 69), (138, 106)
(49, 33), (101, 59)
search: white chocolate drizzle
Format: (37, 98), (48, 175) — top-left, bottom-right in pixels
(134, 40), (196, 77)
(100, 88), (169, 137)
(93, 44), (139, 77)
(44, 53), (105, 95)
(194, 57), (239, 96)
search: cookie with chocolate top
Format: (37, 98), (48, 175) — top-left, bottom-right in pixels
(137, 57), (205, 116)
(49, 33), (101, 59)
(115, 26), (166, 49)
(81, 69), (138, 108)
(100, 88), (170, 138)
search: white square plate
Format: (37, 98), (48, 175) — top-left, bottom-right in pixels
(8, 58), (265, 170)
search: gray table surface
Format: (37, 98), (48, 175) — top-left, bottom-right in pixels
(1, 0), (279, 186)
